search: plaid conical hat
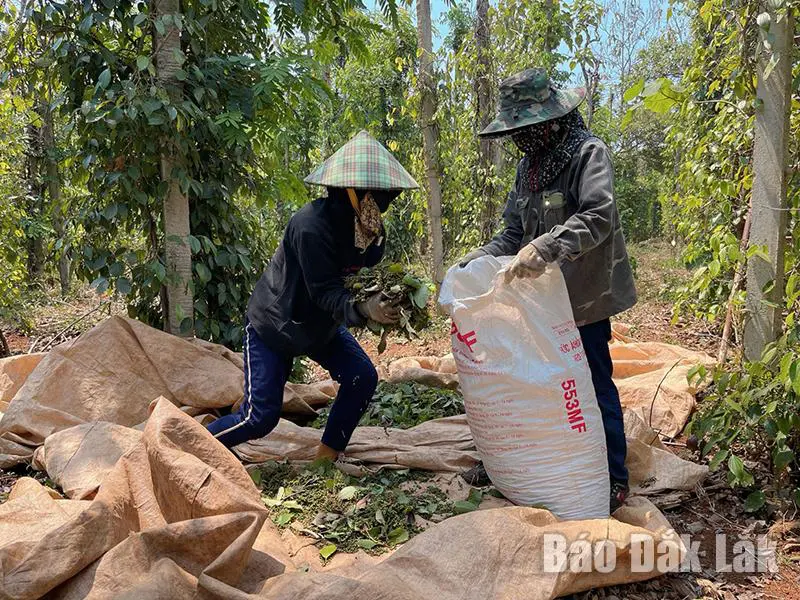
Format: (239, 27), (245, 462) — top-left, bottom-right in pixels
(305, 130), (419, 190)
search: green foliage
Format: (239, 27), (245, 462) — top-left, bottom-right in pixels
(615, 170), (664, 243)
(2, 0), (678, 342)
(309, 10), (422, 263)
(614, 29), (692, 243)
(453, 487), (485, 514)
(1, 5), (74, 308)
(490, 0), (579, 79)
(631, 2), (800, 515)
(626, 0), (768, 324)
(0, 88), (29, 322)
(689, 333), (800, 511)
(53, 1), (323, 344)
(346, 264), (432, 353)
(435, 0), (605, 258)
(256, 460), (457, 556)
(3, 0), (399, 347)
(633, 4), (798, 317)
(289, 356), (311, 385)
(313, 381), (465, 430)
(7, 0), (789, 380)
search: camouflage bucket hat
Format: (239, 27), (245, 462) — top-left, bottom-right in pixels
(305, 130), (419, 190)
(478, 68), (586, 138)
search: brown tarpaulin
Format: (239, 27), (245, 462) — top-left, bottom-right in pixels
(1, 317), (711, 469)
(384, 355), (460, 389)
(31, 422), (143, 500)
(0, 399), (273, 600)
(609, 324), (714, 437)
(0, 317), (711, 598)
(1, 399), (685, 600)
(236, 415), (479, 471)
(1, 317), (707, 502)
(624, 411), (707, 494)
(0, 353), (45, 416)
(0, 318), (342, 468)
(0, 317), (243, 468)
(33, 410), (706, 504)
(235, 410), (707, 495)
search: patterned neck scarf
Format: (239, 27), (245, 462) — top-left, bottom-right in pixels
(511, 110), (591, 192)
(347, 189), (384, 251)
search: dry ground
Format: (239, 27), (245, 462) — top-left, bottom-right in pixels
(618, 239), (722, 355)
(1, 284), (125, 355)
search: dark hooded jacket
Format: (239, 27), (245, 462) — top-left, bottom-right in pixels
(247, 190), (384, 357)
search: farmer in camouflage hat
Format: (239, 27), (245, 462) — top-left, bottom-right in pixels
(208, 131), (418, 459)
(458, 68), (637, 513)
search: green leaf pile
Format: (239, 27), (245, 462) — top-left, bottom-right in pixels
(312, 381), (464, 430)
(345, 263), (433, 353)
(254, 460), (456, 557)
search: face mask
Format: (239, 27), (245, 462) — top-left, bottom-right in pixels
(361, 189), (398, 213)
(511, 122), (554, 155)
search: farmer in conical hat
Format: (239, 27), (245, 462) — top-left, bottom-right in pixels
(208, 131), (419, 458)
(458, 68), (637, 513)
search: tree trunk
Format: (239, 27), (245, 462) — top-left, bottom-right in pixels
(580, 61), (600, 129)
(719, 198), (752, 364)
(41, 104), (70, 296)
(476, 0), (498, 244)
(543, 0), (558, 54)
(24, 115), (45, 283)
(416, 0), (445, 285)
(0, 329), (9, 359)
(743, 4), (793, 361)
(155, 0), (193, 336)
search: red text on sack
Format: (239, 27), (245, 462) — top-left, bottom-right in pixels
(451, 321), (478, 353)
(561, 378), (587, 433)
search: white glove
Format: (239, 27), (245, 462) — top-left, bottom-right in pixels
(358, 293), (401, 325)
(458, 249), (487, 268)
(506, 243), (547, 282)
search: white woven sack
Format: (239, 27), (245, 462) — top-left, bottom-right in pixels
(439, 255), (609, 520)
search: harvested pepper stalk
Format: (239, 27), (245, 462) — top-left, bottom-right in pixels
(346, 263), (432, 353)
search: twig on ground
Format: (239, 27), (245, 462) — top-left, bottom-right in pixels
(647, 358), (683, 442)
(53, 298), (80, 310)
(685, 504), (740, 531)
(298, 528), (323, 540)
(29, 301), (111, 353)
(702, 483), (729, 493)
(652, 491), (693, 510)
(696, 480), (718, 513)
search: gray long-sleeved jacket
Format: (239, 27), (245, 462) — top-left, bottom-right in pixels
(481, 137), (636, 326)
